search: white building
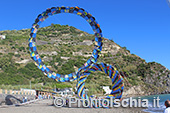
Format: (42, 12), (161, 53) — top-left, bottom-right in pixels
(0, 35), (6, 40)
(20, 88), (36, 95)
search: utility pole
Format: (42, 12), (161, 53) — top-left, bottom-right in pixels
(30, 80), (31, 89)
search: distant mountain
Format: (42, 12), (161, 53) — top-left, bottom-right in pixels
(0, 24), (169, 96)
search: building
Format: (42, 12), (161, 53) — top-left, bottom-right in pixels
(0, 88), (36, 95)
(12, 88), (36, 95)
(35, 89), (56, 99)
(20, 88), (36, 95)
(0, 35), (6, 40)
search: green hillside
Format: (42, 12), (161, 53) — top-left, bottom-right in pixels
(0, 24), (170, 96)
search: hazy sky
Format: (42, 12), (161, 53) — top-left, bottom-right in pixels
(0, 0), (170, 69)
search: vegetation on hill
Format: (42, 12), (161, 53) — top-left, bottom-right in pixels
(0, 24), (170, 96)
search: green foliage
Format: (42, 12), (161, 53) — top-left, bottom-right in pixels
(122, 55), (137, 62)
(57, 59), (76, 74)
(8, 52), (14, 56)
(70, 26), (77, 33)
(14, 54), (21, 57)
(18, 46), (25, 51)
(122, 46), (130, 53)
(0, 55), (13, 70)
(116, 52), (121, 56)
(18, 63), (44, 79)
(128, 76), (138, 86)
(137, 63), (149, 77)
(55, 83), (72, 89)
(0, 23), (169, 96)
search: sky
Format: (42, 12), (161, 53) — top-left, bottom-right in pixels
(0, 0), (170, 70)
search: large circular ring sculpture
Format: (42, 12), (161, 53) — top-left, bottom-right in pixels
(28, 6), (124, 107)
(29, 6), (103, 82)
(76, 63), (124, 107)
